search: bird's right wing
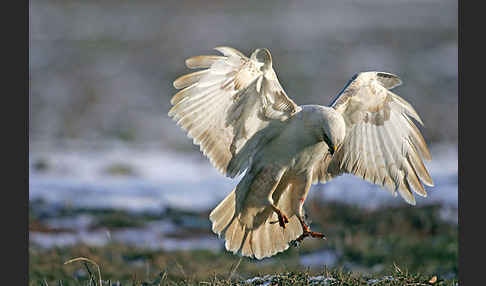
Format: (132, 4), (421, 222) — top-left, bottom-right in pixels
(169, 47), (300, 177)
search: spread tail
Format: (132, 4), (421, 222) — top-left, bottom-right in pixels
(209, 188), (303, 259)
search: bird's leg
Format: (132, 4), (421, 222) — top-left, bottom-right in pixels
(295, 215), (326, 242)
(270, 204), (289, 229)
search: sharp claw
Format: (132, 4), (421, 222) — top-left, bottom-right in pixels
(272, 206), (289, 229)
(278, 213), (289, 228)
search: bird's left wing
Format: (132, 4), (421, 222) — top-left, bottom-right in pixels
(313, 72), (433, 205)
(169, 47), (300, 177)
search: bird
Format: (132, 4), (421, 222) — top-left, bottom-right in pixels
(168, 46), (434, 260)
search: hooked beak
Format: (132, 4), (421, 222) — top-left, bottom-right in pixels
(322, 132), (335, 155)
(329, 145), (336, 155)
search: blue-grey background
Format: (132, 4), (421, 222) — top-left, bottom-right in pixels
(29, 0), (457, 260)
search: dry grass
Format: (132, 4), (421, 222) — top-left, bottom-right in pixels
(29, 200), (458, 285)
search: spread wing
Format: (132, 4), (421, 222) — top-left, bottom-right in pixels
(169, 47), (300, 177)
(314, 71), (434, 205)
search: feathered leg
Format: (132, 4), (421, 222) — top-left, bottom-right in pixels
(246, 164), (290, 229)
(281, 172), (326, 242)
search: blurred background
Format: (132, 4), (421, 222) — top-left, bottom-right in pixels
(29, 0), (458, 283)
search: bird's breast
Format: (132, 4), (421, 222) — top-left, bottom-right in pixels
(256, 114), (328, 174)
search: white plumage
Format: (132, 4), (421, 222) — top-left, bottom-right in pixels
(169, 47), (433, 259)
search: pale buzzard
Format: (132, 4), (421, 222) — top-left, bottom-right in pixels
(169, 47), (433, 259)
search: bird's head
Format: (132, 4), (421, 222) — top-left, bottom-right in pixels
(319, 107), (346, 155)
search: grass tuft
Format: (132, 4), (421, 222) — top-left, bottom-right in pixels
(64, 257), (102, 286)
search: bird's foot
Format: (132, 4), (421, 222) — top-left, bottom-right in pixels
(270, 206), (289, 229)
(295, 216), (326, 242)
(295, 230), (327, 243)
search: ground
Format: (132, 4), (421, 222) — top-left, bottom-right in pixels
(29, 199), (457, 285)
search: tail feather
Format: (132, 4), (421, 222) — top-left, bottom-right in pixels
(224, 217), (245, 252)
(209, 189), (303, 259)
(209, 189), (236, 235)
